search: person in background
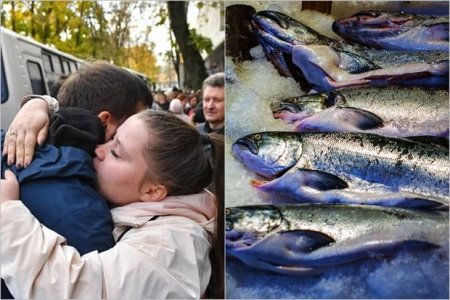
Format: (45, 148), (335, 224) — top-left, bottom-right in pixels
(165, 87), (180, 105)
(169, 98), (192, 125)
(49, 75), (69, 98)
(192, 89), (205, 125)
(1, 110), (224, 299)
(196, 72), (224, 135)
(154, 91), (170, 111)
(186, 94), (199, 119)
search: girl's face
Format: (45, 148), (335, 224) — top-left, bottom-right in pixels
(93, 114), (151, 206)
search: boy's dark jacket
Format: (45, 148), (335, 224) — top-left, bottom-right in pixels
(1, 107), (115, 298)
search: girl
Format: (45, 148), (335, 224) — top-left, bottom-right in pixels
(1, 110), (224, 299)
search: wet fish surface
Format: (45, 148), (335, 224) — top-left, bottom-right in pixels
(226, 204), (448, 275)
(251, 10), (449, 91)
(332, 11), (449, 51)
(232, 131), (449, 207)
(270, 86), (449, 138)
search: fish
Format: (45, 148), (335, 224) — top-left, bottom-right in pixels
(226, 204), (448, 275)
(231, 131), (449, 208)
(270, 86), (449, 138)
(251, 10), (449, 91)
(332, 11), (449, 52)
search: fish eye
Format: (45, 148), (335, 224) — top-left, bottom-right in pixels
(253, 134), (262, 140)
(225, 208), (230, 215)
(225, 220), (233, 231)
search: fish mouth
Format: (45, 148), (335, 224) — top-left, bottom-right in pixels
(226, 230), (259, 249)
(271, 101), (300, 115)
(251, 11), (297, 47)
(233, 138), (258, 155)
(250, 11), (318, 91)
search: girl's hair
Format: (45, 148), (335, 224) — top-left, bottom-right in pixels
(138, 110), (224, 298)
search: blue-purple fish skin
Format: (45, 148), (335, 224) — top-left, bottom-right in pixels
(232, 131), (449, 200)
(226, 204), (448, 275)
(270, 86), (449, 138)
(332, 11), (449, 52)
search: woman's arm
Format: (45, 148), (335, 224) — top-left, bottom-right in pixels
(1, 201), (103, 298)
(1, 201), (209, 299)
(3, 98), (51, 168)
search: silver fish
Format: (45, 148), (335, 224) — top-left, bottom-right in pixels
(251, 10), (449, 91)
(226, 204), (448, 275)
(270, 86), (449, 138)
(332, 11), (449, 52)
(231, 132), (449, 208)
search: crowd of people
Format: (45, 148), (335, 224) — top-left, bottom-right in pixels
(0, 61), (224, 299)
(152, 72), (225, 137)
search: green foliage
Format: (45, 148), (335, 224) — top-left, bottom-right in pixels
(189, 28), (213, 54)
(1, 0), (159, 80)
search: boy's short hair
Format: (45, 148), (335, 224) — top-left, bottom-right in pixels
(57, 61), (152, 119)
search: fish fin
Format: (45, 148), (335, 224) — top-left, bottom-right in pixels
(404, 135), (449, 148)
(424, 23), (449, 41)
(285, 168), (349, 191)
(335, 106), (384, 129)
(236, 229), (335, 256)
(336, 49), (381, 74)
(229, 230), (335, 275)
(253, 169), (348, 200)
(230, 252), (324, 276)
(296, 106), (384, 132)
(273, 230), (336, 253)
(319, 190), (449, 209)
(251, 179), (268, 187)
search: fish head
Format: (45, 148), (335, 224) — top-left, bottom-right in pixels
(252, 10), (332, 47)
(332, 11), (413, 44)
(231, 132), (303, 177)
(271, 92), (340, 118)
(226, 205), (286, 251)
(251, 10), (333, 91)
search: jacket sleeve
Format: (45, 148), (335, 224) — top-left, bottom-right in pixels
(1, 201), (211, 299)
(1, 201), (104, 299)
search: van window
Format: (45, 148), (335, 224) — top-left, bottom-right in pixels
(27, 61), (47, 95)
(1, 56), (8, 103)
(52, 55), (62, 74)
(61, 59), (70, 74)
(43, 53), (54, 72)
(69, 61), (77, 73)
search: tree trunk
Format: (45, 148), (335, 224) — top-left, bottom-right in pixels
(167, 1), (208, 90)
(75, 1), (85, 47)
(168, 31), (180, 86)
(30, 1), (36, 38)
(11, 1), (16, 32)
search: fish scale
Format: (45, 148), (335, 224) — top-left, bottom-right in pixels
(232, 132), (449, 199)
(295, 133), (448, 196)
(226, 204), (448, 274)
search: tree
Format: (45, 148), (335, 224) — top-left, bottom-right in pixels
(167, 1), (208, 90)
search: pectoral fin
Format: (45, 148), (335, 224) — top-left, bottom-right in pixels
(296, 106), (384, 132)
(254, 168), (348, 195)
(234, 230), (335, 260)
(426, 23), (449, 41)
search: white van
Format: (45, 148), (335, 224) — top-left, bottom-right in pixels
(1, 27), (86, 128)
(1, 27), (151, 128)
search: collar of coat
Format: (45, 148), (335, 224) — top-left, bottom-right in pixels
(110, 190), (216, 234)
